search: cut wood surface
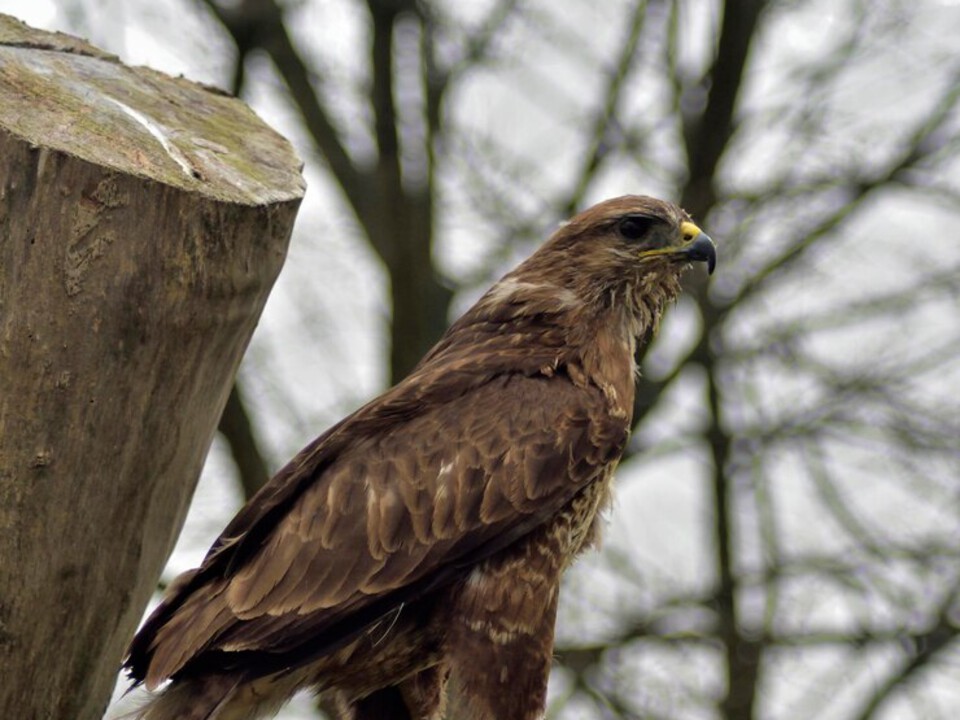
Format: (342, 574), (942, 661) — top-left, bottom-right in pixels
(0, 14), (304, 720)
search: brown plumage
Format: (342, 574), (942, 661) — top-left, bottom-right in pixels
(123, 195), (716, 720)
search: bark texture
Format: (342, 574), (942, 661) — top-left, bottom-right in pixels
(0, 15), (304, 720)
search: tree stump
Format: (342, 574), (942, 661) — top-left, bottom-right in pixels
(0, 15), (304, 720)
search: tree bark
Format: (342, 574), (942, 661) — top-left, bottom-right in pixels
(0, 15), (304, 720)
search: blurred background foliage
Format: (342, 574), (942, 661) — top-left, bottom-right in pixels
(9, 0), (960, 717)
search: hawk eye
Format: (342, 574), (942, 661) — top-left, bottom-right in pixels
(617, 215), (655, 241)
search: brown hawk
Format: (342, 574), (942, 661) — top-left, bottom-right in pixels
(124, 195), (716, 720)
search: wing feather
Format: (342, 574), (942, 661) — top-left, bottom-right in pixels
(130, 368), (628, 685)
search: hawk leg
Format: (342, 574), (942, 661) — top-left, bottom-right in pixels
(341, 664), (449, 720)
(444, 528), (563, 720)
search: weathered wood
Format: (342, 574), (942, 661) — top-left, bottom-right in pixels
(0, 15), (304, 720)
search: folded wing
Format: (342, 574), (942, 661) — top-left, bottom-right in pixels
(127, 367), (627, 689)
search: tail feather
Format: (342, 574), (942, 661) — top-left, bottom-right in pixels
(118, 676), (240, 720)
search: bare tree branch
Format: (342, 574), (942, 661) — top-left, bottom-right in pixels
(560, 1), (649, 216)
(850, 591), (960, 720)
(199, 0), (372, 222)
(217, 384), (271, 499)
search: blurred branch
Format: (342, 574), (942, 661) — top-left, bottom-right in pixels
(367, 0), (402, 192)
(202, 0), (454, 382)
(805, 439), (889, 555)
(680, 0), (769, 218)
(673, 3), (773, 716)
(850, 586), (960, 720)
(735, 1), (871, 201)
(573, 677), (645, 720)
(726, 264), (960, 358)
(560, 0), (648, 216)
(199, 0), (372, 222)
(751, 451), (782, 633)
(803, 438), (923, 614)
(217, 383), (271, 499)
(729, 61), (960, 309)
(427, 0), (521, 87)
(752, 542), (960, 582)
(556, 604), (959, 655)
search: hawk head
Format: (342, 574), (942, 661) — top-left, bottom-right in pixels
(487, 195), (716, 339)
(553, 195), (715, 275)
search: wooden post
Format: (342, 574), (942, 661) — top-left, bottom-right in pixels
(0, 15), (304, 719)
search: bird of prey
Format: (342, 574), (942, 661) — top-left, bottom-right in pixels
(124, 195), (716, 720)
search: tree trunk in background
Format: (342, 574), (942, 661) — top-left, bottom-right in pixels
(0, 16), (304, 720)
(202, 0), (454, 388)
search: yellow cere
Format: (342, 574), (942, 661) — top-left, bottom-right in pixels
(680, 221), (703, 243)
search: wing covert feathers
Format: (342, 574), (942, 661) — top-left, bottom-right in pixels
(130, 369), (628, 687)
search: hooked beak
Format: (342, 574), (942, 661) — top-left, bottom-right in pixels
(678, 221), (717, 275)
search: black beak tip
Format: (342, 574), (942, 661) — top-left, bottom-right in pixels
(685, 234), (717, 275)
